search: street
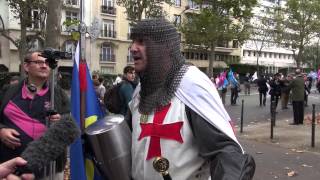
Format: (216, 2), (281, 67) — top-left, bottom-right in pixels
(224, 85), (320, 180)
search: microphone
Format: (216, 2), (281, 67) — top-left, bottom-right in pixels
(15, 115), (80, 177)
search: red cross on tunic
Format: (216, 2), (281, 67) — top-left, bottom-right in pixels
(138, 103), (184, 160)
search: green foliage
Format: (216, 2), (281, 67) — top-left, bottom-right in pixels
(274, 0), (320, 67)
(180, 0), (257, 76)
(63, 19), (81, 40)
(116, 0), (173, 22)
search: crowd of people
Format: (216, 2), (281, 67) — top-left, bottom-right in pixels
(213, 68), (315, 126)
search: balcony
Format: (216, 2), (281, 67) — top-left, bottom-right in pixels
(63, 2), (80, 9)
(101, 6), (116, 15)
(101, 30), (116, 38)
(100, 54), (115, 62)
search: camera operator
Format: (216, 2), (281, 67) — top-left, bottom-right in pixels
(0, 51), (71, 179)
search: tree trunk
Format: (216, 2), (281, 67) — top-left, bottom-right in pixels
(45, 0), (62, 49)
(208, 44), (216, 78)
(19, 12), (28, 76)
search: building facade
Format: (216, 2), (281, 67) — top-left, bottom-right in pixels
(0, 0), (241, 75)
(242, 0), (296, 74)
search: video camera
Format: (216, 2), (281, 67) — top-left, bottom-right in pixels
(41, 47), (72, 60)
(41, 47), (72, 69)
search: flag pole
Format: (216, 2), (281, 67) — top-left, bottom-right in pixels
(79, 0), (86, 131)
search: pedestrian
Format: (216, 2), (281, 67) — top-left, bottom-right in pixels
(256, 74), (268, 106)
(280, 74), (291, 109)
(0, 157), (34, 179)
(269, 73), (281, 111)
(289, 68), (305, 125)
(216, 71), (228, 105)
(243, 73), (251, 95)
(128, 18), (255, 180)
(304, 74), (310, 107)
(94, 77), (107, 114)
(230, 72), (240, 105)
(0, 51), (72, 179)
(118, 65), (136, 116)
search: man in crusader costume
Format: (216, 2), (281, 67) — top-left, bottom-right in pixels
(128, 19), (256, 180)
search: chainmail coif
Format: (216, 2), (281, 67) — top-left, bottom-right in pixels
(130, 18), (189, 114)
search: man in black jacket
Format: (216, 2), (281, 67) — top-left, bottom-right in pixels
(128, 19), (255, 180)
(0, 51), (72, 179)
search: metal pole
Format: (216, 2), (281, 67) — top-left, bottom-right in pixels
(79, 0), (86, 131)
(311, 104), (316, 147)
(240, 99), (244, 133)
(270, 100), (275, 139)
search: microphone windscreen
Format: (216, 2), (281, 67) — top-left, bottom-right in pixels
(17, 115), (80, 177)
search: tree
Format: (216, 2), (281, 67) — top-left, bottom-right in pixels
(180, 0), (257, 77)
(45, 0), (62, 48)
(247, 12), (276, 75)
(0, 0), (47, 72)
(274, 0), (320, 68)
(116, 0), (173, 22)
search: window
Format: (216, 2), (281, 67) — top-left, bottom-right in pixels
(127, 48), (133, 63)
(274, 53), (277, 58)
(253, 51), (256, 57)
(264, 52), (267, 57)
(174, 0), (181, 6)
(248, 51), (251, 57)
(269, 52), (272, 58)
(0, 43), (2, 58)
(127, 25), (132, 39)
(102, 20), (115, 38)
(188, 0), (199, 9)
(173, 15), (181, 25)
(232, 40), (238, 48)
(102, 0), (114, 6)
(27, 39), (42, 51)
(101, 0), (116, 14)
(66, 11), (79, 20)
(101, 43), (114, 62)
(27, 9), (41, 29)
(65, 41), (76, 54)
(65, 0), (78, 5)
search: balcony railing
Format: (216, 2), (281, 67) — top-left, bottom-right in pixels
(100, 54), (115, 62)
(101, 5), (116, 15)
(101, 30), (117, 38)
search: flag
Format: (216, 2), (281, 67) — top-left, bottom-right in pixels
(217, 71), (227, 87)
(252, 71), (258, 81)
(228, 69), (238, 85)
(70, 42), (104, 180)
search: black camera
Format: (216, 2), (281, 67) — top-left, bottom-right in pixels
(41, 48), (72, 69)
(41, 47), (72, 60)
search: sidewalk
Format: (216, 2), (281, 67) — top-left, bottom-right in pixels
(237, 118), (320, 153)
(237, 119), (320, 179)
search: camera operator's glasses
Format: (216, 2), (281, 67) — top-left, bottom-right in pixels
(27, 60), (49, 66)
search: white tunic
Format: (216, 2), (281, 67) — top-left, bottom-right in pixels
(130, 96), (210, 180)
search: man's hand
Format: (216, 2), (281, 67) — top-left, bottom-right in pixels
(0, 157), (34, 180)
(0, 128), (21, 149)
(48, 113), (61, 122)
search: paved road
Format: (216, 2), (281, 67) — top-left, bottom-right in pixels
(224, 85), (320, 126)
(241, 139), (320, 180)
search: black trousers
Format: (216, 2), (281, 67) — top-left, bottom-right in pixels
(292, 101), (304, 124)
(230, 88), (238, 105)
(259, 91), (267, 106)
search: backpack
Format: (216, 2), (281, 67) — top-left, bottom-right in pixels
(104, 82), (123, 114)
